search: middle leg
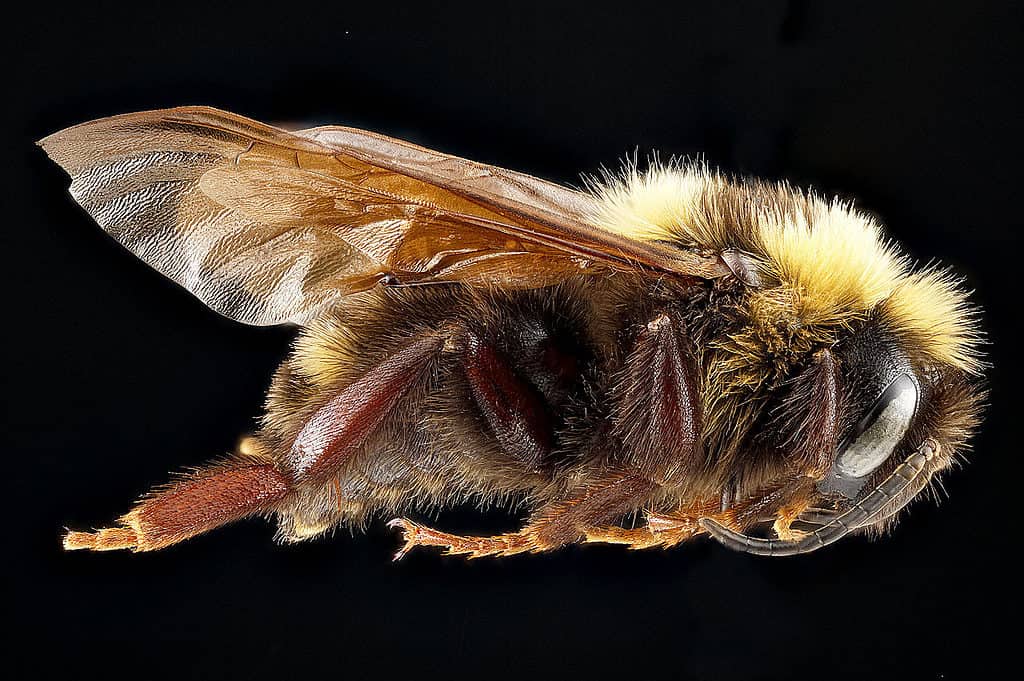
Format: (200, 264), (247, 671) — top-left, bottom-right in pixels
(391, 308), (704, 558)
(390, 472), (655, 559)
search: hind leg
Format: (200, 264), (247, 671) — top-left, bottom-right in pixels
(64, 333), (449, 552)
(63, 455), (290, 551)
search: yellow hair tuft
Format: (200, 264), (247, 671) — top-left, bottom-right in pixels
(588, 161), (982, 373)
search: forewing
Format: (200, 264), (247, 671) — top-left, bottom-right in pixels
(296, 123), (728, 280)
(40, 107), (727, 326)
(294, 124), (601, 233)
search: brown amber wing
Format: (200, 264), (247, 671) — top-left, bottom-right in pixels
(40, 107), (727, 326)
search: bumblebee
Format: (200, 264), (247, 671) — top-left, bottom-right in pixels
(40, 107), (983, 558)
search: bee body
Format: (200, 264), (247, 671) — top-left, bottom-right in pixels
(42, 108), (984, 557)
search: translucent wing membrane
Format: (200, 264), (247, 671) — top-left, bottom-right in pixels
(40, 107), (728, 326)
(292, 124), (601, 232)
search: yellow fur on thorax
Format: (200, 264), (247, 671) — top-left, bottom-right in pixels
(587, 162), (982, 375)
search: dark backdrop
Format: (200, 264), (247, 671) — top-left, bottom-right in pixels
(7, 2), (1021, 679)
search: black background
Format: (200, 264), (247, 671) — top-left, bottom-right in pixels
(7, 2), (1021, 679)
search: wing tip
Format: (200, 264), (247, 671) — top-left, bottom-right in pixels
(37, 129), (72, 171)
(36, 106), (234, 171)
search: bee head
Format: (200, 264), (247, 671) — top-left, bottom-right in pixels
(703, 311), (984, 556)
(812, 315), (985, 535)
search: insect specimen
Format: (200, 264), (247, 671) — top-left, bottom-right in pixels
(40, 107), (983, 558)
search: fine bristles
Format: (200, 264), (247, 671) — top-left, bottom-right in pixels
(756, 197), (909, 325)
(882, 267), (985, 375)
(585, 159), (730, 247)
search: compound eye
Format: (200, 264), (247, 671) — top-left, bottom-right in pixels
(835, 373), (919, 479)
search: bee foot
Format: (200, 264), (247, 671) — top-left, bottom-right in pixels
(387, 517), (427, 561)
(63, 526), (139, 551)
(387, 517), (537, 559)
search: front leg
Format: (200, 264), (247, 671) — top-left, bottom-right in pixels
(583, 475), (819, 550)
(587, 346), (842, 550)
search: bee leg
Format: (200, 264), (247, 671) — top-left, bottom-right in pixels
(62, 455), (289, 552)
(611, 311), (702, 484)
(570, 311), (710, 551)
(390, 473), (655, 559)
(581, 476), (821, 551)
(281, 333), (447, 483)
(579, 509), (710, 550)
(462, 329), (552, 469)
(580, 525), (676, 550)
(64, 334), (449, 552)
(587, 510), (745, 550)
(771, 499), (815, 540)
(640, 475), (819, 546)
(387, 519), (541, 560)
(788, 348), (842, 477)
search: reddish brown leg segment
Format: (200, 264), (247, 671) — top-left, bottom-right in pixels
(613, 312), (701, 481)
(284, 334), (445, 483)
(463, 331), (553, 469)
(64, 461), (289, 552)
(66, 333), (449, 552)
(779, 348), (841, 477)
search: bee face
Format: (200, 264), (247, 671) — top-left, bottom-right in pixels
(820, 319), (978, 523)
(725, 308), (984, 555)
(828, 322), (923, 491)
